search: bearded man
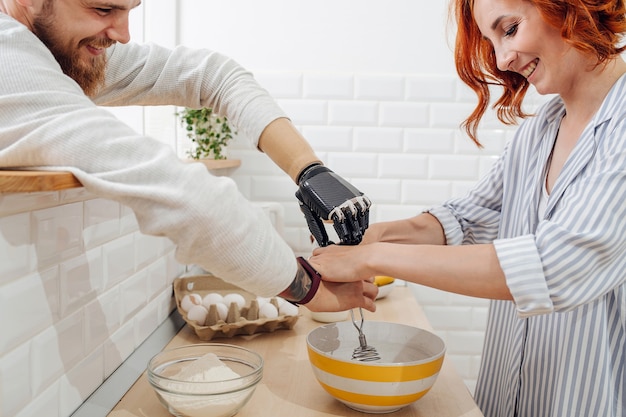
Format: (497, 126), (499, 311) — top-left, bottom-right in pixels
(0, 1), (376, 322)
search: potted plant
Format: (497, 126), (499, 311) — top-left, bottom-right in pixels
(178, 107), (235, 161)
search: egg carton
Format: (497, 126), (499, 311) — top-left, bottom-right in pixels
(173, 275), (300, 341)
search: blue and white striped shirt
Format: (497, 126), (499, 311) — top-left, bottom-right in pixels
(429, 74), (626, 417)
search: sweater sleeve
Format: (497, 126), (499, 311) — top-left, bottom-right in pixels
(0, 14), (296, 297)
(93, 42), (288, 148)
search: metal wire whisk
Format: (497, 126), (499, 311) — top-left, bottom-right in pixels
(350, 308), (381, 362)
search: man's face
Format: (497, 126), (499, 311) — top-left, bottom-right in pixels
(31, 0), (140, 96)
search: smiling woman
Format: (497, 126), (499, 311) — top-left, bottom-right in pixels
(455, 0), (626, 144)
(305, 1), (626, 416)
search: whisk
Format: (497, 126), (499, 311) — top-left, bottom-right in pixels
(350, 308), (381, 362)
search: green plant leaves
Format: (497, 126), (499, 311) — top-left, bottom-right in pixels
(177, 107), (235, 160)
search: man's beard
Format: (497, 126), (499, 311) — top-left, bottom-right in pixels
(32, 6), (110, 96)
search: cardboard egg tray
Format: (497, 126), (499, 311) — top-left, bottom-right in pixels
(173, 275), (300, 341)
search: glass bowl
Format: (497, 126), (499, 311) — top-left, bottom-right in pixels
(147, 343), (263, 417)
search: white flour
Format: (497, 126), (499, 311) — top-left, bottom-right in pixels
(159, 353), (248, 417)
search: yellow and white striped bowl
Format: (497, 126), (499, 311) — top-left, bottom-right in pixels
(306, 321), (445, 413)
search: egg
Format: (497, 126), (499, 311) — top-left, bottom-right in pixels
(180, 293), (202, 312)
(187, 304), (209, 325)
(202, 292), (224, 309)
(259, 302), (279, 319)
(256, 296), (271, 308)
(278, 301), (299, 317)
(223, 293), (246, 309)
(214, 302), (228, 321)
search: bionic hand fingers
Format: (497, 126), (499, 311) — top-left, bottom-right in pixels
(329, 195), (372, 245)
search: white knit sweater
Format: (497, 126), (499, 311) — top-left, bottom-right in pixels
(0, 14), (296, 297)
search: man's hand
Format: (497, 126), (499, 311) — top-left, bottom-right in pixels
(305, 279), (378, 313)
(296, 164), (371, 247)
(279, 256), (377, 312)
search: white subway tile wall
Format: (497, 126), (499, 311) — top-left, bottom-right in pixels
(0, 191), (183, 417)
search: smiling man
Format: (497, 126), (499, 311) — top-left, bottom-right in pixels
(0, 0), (377, 312)
(29, 0), (131, 95)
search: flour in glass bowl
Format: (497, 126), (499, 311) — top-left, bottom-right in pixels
(159, 352), (247, 417)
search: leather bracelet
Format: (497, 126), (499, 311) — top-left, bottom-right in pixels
(294, 257), (322, 305)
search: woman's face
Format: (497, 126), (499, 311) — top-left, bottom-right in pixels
(472, 0), (582, 96)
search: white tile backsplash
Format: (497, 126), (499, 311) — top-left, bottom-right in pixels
(379, 154), (429, 179)
(353, 127), (404, 153)
(120, 270), (148, 322)
(14, 382), (60, 417)
(32, 203), (83, 267)
(355, 75), (406, 101)
(0, 342), (31, 417)
(277, 99), (328, 125)
(406, 75), (457, 102)
(0, 213), (35, 284)
(379, 102), (430, 127)
(102, 234), (136, 288)
(303, 74), (354, 99)
(84, 288), (122, 353)
(328, 100), (379, 126)
(404, 128), (455, 153)
(428, 154), (481, 180)
(59, 248), (103, 317)
(0, 191), (179, 417)
(58, 347), (104, 417)
(103, 321), (134, 379)
(0, 268), (59, 355)
(301, 126), (354, 151)
(83, 199), (121, 250)
(0, 191), (60, 217)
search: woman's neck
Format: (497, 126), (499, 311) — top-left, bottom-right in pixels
(560, 57), (626, 124)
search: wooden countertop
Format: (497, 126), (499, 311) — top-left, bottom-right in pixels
(108, 287), (483, 417)
(0, 160), (240, 193)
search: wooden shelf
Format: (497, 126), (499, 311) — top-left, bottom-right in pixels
(0, 160), (241, 193)
(0, 170), (83, 193)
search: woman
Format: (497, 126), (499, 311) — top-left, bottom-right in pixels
(309, 0), (626, 416)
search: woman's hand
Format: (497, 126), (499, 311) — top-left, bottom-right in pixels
(305, 278), (378, 312)
(308, 243), (376, 283)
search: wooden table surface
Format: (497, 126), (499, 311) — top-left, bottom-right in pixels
(108, 286), (484, 417)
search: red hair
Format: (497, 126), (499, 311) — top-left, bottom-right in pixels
(452, 0), (626, 146)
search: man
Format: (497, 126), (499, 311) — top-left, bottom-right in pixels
(0, 0), (377, 311)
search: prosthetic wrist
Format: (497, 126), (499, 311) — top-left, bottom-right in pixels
(296, 162), (323, 185)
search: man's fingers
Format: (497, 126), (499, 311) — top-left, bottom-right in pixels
(363, 281), (379, 301)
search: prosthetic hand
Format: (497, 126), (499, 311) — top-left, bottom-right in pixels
(296, 164), (371, 247)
